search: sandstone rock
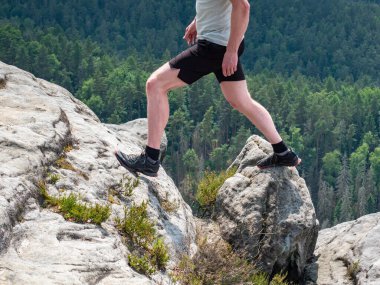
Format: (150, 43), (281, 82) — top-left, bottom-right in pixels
(308, 212), (380, 285)
(214, 135), (319, 283)
(0, 61), (196, 284)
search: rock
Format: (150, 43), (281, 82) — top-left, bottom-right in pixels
(0, 61), (196, 284)
(107, 119), (167, 162)
(214, 135), (319, 283)
(308, 212), (380, 285)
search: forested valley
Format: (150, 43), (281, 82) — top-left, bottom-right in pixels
(1, 0), (380, 228)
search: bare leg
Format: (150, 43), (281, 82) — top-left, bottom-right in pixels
(220, 80), (282, 144)
(146, 63), (187, 149)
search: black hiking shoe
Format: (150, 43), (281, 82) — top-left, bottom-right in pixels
(257, 149), (302, 169)
(115, 150), (159, 177)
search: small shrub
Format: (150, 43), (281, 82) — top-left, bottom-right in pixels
(196, 166), (237, 208)
(172, 237), (257, 284)
(171, 235), (291, 285)
(128, 253), (156, 275)
(251, 272), (269, 284)
(47, 173), (60, 184)
(270, 272), (288, 285)
(120, 175), (139, 196)
(151, 238), (170, 270)
(115, 201), (170, 275)
(115, 201), (156, 249)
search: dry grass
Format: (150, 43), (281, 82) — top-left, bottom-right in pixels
(55, 156), (76, 171)
(171, 233), (291, 285)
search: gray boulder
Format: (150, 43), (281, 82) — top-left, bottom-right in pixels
(307, 212), (380, 285)
(0, 61), (196, 284)
(214, 135), (319, 283)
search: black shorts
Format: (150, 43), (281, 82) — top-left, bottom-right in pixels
(169, 39), (245, 85)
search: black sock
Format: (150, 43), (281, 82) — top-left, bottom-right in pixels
(271, 141), (289, 156)
(145, 145), (160, 161)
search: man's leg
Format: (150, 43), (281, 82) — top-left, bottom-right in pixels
(220, 80), (282, 144)
(220, 80), (301, 168)
(115, 62), (186, 177)
(146, 62), (187, 150)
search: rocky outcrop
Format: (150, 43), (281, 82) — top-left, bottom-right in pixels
(214, 135), (319, 283)
(305, 212), (380, 285)
(0, 61), (196, 284)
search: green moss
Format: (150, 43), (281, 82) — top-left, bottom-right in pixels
(196, 166), (237, 208)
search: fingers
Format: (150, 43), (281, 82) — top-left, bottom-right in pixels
(183, 31), (196, 45)
(222, 63), (237, 77)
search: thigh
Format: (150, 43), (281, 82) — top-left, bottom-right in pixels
(220, 80), (251, 105)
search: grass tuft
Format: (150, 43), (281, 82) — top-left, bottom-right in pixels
(38, 180), (110, 225)
(55, 156), (76, 171)
(47, 173), (60, 184)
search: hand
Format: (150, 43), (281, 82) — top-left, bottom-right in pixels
(222, 50), (238, 77)
(183, 19), (197, 45)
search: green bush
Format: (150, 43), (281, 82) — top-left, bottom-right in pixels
(151, 238), (170, 270)
(128, 253), (156, 275)
(196, 166), (237, 208)
(115, 201), (170, 275)
(115, 201), (156, 248)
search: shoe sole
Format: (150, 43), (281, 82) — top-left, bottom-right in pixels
(114, 151), (158, 177)
(257, 158), (302, 170)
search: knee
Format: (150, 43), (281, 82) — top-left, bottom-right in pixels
(146, 76), (158, 94)
(146, 75), (165, 95)
(225, 96), (241, 110)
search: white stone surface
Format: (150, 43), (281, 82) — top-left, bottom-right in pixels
(0, 61), (196, 284)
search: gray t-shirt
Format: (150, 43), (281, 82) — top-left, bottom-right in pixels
(196, 0), (232, 46)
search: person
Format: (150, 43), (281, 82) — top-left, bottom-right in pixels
(115, 0), (301, 177)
